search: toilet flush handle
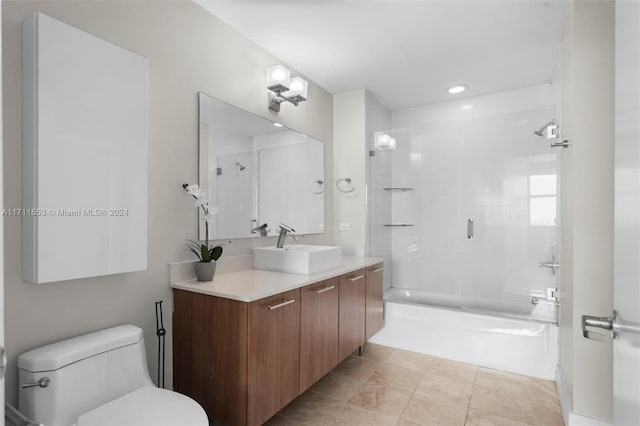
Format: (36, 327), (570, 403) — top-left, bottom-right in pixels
(22, 377), (50, 389)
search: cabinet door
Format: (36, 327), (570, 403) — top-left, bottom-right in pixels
(365, 263), (385, 340)
(248, 288), (300, 426)
(338, 269), (366, 361)
(300, 278), (339, 392)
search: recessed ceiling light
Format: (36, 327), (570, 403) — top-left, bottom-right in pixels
(273, 122), (283, 127)
(448, 85), (467, 94)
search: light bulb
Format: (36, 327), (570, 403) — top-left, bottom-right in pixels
(266, 65), (290, 92)
(448, 85), (467, 94)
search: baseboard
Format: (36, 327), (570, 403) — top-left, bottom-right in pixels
(556, 367), (572, 425)
(567, 413), (612, 426)
(556, 367), (612, 426)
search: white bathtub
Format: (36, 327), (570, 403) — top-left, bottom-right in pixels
(369, 290), (559, 380)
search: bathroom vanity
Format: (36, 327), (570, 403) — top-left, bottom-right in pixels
(170, 256), (384, 426)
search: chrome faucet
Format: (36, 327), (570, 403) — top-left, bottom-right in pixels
(251, 222), (270, 237)
(276, 223), (296, 248)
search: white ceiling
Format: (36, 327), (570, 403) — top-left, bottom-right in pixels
(196, 1), (569, 111)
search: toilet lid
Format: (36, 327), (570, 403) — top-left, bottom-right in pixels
(77, 386), (208, 426)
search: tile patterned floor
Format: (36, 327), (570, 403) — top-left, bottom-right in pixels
(266, 343), (564, 426)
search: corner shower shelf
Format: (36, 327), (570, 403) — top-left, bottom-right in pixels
(383, 187), (414, 191)
(383, 224), (415, 227)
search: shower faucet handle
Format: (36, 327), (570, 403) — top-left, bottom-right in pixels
(539, 255), (560, 275)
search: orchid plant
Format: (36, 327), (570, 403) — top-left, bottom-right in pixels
(182, 183), (222, 263)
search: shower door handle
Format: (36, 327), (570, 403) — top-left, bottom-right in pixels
(467, 219), (474, 240)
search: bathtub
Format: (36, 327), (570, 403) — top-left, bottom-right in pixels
(368, 288), (559, 380)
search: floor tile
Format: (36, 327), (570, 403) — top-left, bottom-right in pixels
(428, 358), (478, 384)
(415, 372), (474, 405)
(359, 343), (395, 364)
(349, 383), (413, 417)
(476, 368), (532, 387)
(401, 393), (468, 426)
(310, 371), (362, 402)
(333, 403), (398, 426)
(278, 390), (344, 425)
(464, 408), (531, 426)
(273, 346), (566, 426)
(264, 414), (305, 425)
(469, 379), (534, 424)
(531, 377), (561, 406)
(367, 363), (425, 393)
(474, 368), (531, 397)
(333, 356), (377, 383)
(531, 383), (564, 426)
(385, 349), (433, 372)
(533, 410), (565, 426)
(395, 420), (422, 426)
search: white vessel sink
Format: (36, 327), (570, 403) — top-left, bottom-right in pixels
(253, 245), (342, 275)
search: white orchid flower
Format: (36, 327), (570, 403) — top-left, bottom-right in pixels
(185, 184), (200, 195)
(194, 189), (208, 199)
(194, 198), (208, 207)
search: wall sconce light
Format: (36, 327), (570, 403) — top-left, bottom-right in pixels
(267, 65), (308, 112)
(375, 133), (396, 150)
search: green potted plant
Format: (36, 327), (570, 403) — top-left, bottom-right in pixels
(183, 183), (222, 281)
(186, 239), (223, 281)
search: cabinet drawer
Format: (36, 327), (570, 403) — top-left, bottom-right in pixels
(248, 288), (300, 426)
(300, 278), (339, 391)
(366, 263), (385, 340)
(338, 269), (366, 361)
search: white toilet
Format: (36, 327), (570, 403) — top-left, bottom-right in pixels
(18, 325), (208, 426)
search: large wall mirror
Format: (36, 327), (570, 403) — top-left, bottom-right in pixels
(198, 93), (325, 240)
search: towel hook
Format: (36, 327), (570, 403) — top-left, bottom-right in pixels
(336, 177), (355, 193)
(311, 179), (324, 195)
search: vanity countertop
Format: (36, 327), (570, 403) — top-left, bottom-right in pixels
(169, 255), (384, 302)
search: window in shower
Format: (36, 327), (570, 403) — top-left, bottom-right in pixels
(529, 174), (557, 227)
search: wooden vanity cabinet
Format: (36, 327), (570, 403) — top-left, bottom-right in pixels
(247, 288), (301, 426)
(338, 269), (367, 361)
(172, 263), (383, 426)
(300, 278), (339, 392)
(365, 263), (385, 340)
(173, 289), (249, 426)
(172, 288), (300, 426)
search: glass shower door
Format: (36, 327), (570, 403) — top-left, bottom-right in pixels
(460, 106), (559, 323)
(387, 123), (464, 309)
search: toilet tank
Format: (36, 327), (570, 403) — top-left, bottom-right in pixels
(18, 325), (153, 426)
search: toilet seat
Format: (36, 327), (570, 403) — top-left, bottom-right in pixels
(76, 386), (208, 426)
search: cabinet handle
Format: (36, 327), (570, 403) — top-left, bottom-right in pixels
(316, 285), (336, 294)
(348, 274), (365, 282)
(267, 299), (296, 310)
(372, 267), (384, 273)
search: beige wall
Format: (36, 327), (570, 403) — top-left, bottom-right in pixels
(559, 0), (575, 402)
(332, 90), (391, 258)
(333, 90), (367, 255)
(2, 0), (333, 405)
(0, 0), (4, 414)
(559, 0), (614, 422)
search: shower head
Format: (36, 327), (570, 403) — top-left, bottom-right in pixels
(534, 120), (559, 139)
(235, 161), (246, 171)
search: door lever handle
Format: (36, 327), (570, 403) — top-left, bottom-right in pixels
(582, 311), (617, 341)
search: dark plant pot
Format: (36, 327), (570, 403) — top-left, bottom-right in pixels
(195, 261), (216, 282)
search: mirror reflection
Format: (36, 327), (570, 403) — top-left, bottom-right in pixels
(198, 93), (325, 240)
